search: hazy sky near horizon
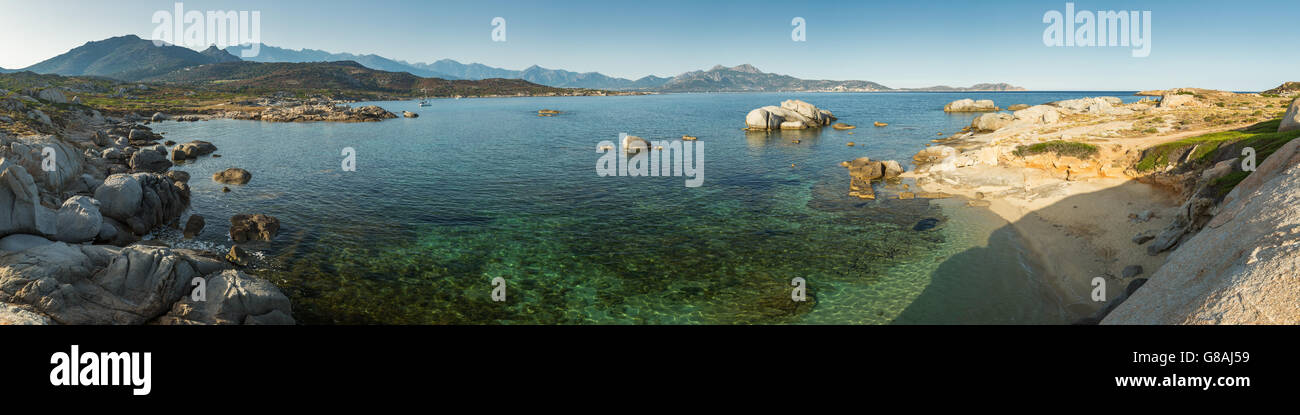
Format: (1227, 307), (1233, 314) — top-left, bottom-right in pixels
(1, 0), (1296, 90)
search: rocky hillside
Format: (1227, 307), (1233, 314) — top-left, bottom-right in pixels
(20, 35), (237, 81)
(657, 64), (889, 92)
(1262, 81), (1300, 97)
(143, 60), (604, 97)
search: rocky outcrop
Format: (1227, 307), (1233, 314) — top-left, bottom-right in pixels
(0, 243), (292, 325)
(155, 270), (294, 325)
(1145, 197), (1215, 256)
(745, 100), (836, 130)
(230, 214), (279, 243)
(971, 113), (1014, 132)
(1280, 98), (1299, 133)
(1, 303), (54, 325)
(227, 104), (397, 123)
(1160, 94), (1197, 108)
(0, 158), (56, 238)
(37, 88), (67, 104)
(943, 99), (999, 112)
(0, 135), (85, 191)
(129, 147), (172, 173)
(1051, 97), (1123, 115)
(1012, 105), (1061, 124)
(844, 157), (904, 199)
(53, 196), (102, 243)
(93, 173), (189, 236)
(1105, 135), (1300, 324)
(403, 111), (419, 118)
(183, 214), (205, 239)
(212, 168), (251, 185)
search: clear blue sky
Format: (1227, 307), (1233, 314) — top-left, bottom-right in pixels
(2, 0), (1296, 90)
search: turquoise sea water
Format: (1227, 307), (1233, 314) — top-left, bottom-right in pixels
(152, 92), (1139, 324)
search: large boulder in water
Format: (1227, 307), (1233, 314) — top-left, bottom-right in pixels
(171, 140), (217, 161)
(212, 168), (251, 185)
(621, 135), (650, 154)
(745, 100), (836, 130)
(944, 99), (999, 112)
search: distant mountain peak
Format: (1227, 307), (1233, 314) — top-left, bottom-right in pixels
(200, 45), (241, 63)
(705, 64), (763, 74)
(21, 34), (237, 81)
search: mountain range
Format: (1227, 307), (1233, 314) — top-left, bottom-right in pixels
(146, 60), (581, 97)
(15, 35), (1026, 92)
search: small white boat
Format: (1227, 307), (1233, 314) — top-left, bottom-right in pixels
(418, 88), (432, 106)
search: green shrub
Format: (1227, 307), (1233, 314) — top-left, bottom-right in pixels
(1013, 140), (1099, 159)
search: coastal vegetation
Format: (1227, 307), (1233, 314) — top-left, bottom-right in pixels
(1012, 140), (1099, 159)
(1135, 118), (1300, 173)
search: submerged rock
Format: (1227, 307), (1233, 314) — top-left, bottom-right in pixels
(229, 214), (280, 243)
(913, 218), (941, 231)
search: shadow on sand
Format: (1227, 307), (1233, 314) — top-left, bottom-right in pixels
(890, 181), (1178, 324)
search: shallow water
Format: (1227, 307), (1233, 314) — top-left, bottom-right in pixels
(152, 91), (1139, 324)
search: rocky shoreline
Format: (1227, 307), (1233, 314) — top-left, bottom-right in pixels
(1, 87), (303, 325)
(899, 90), (1300, 324)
